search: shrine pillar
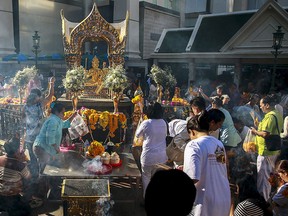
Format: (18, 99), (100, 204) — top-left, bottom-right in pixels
(83, 0), (94, 54)
(113, 0), (141, 60)
(0, 0), (16, 56)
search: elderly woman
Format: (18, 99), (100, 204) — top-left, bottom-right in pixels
(251, 94), (284, 201)
(33, 102), (75, 173)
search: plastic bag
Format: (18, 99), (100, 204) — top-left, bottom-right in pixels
(133, 117), (144, 147)
(243, 129), (257, 153)
(68, 113), (89, 140)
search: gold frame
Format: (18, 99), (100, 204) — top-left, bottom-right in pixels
(61, 3), (129, 68)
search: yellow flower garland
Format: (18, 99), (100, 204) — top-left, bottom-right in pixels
(109, 114), (119, 137)
(99, 111), (110, 131)
(118, 113), (127, 128)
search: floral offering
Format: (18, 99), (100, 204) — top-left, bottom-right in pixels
(149, 64), (177, 88)
(87, 140), (105, 157)
(63, 65), (86, 94)
(104, 64), (128, 93)
(13, 66), (37, 89)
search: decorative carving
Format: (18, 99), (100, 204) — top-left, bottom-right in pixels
(61, 3), (129, 69)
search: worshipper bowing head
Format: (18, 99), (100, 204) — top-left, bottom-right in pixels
(4, 136), (21, 157)
(145, 169), (196, 216)
(189, 96), (206, 116)
(187, 110), (210, 135)
(207, 108), (225, 132)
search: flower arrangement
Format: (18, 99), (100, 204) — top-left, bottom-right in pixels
(63, 65), (86, 94)
(150, 64), (177, 88)
(104, 64), (128, 93)
(13, 66), (37, 89)
(87, 140), (105, 157)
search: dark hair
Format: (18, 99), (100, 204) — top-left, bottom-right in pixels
(145, 169), (196, 216)
(146, 102), (163, 119)
(232, 117), (243, 125)
(211, 97), (223, 108)
(51, 102), (65, 114)
(26, 93), (39, 106)
(190, 96), (206, 111)
(4, 136), (20, 157)
(30, 88), (42, 97)
(261, 94), (278, 107)
(208, 109), (225, 123)
(187, 111), (210, 132)
(276, 160), (288, 173)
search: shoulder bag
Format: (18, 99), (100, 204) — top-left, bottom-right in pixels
(265, 114), (282, 151)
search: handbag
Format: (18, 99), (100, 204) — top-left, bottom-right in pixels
(265, 114), (282, 151)
(166, 134), (185, 164)
(165, 120), (173, 146)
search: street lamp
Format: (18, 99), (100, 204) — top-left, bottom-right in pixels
(32, 31), (41, 69)
(270, 26), (284, 93)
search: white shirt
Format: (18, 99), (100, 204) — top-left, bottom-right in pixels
(184, 136), (231, 216)
(280, 116), (288, 138)
(135, 119), (168, 166)
(168, 119), (187, 137)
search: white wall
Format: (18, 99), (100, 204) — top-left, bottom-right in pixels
(19, 0), (82, 55)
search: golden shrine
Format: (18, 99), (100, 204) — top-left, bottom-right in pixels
(60, 3), (128, 69)
(60, 2), (130, 102)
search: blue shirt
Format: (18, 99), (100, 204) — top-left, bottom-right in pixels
(33, 114), (70, 156)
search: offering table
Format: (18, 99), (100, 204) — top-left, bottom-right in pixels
(42, 151), (141, 190)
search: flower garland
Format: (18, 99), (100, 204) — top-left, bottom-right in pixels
(99, 111), (110, 131)
(89, 113), (99, 130)
(118, 113), (127, 128)
(109, 114), (119, 137)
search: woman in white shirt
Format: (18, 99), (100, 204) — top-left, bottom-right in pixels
(183, 111), (231, 216)
(135, 102), (168, 198)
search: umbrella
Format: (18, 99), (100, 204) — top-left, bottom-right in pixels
(2, 53), (32, 61)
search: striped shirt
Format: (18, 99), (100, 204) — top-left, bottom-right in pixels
(0, 156), (30, 196)
(234, 199), (265, 216)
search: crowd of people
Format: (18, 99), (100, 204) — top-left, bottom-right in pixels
(136, 80), (288, 216)
(0, 73), (288, 215)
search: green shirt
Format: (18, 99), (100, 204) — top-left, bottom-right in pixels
(256, 110), (283, 156)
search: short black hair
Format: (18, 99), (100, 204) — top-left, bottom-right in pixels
(187, 110), (210, 132)
(30, 88), (42, 97)
(146, 102), (163, 119)
(208, 108), (225, 123)
(190, 96), (206, 111)
(145, 169), (196, 216)
(4, 136), (20, 157)
(51, 102), (65, 114)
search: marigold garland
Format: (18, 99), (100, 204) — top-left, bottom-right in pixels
(99, 111), (110, 131)
(118, 113), (127, 128)
(89, 113), (99, 130)
(109, 114), (119, 137)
